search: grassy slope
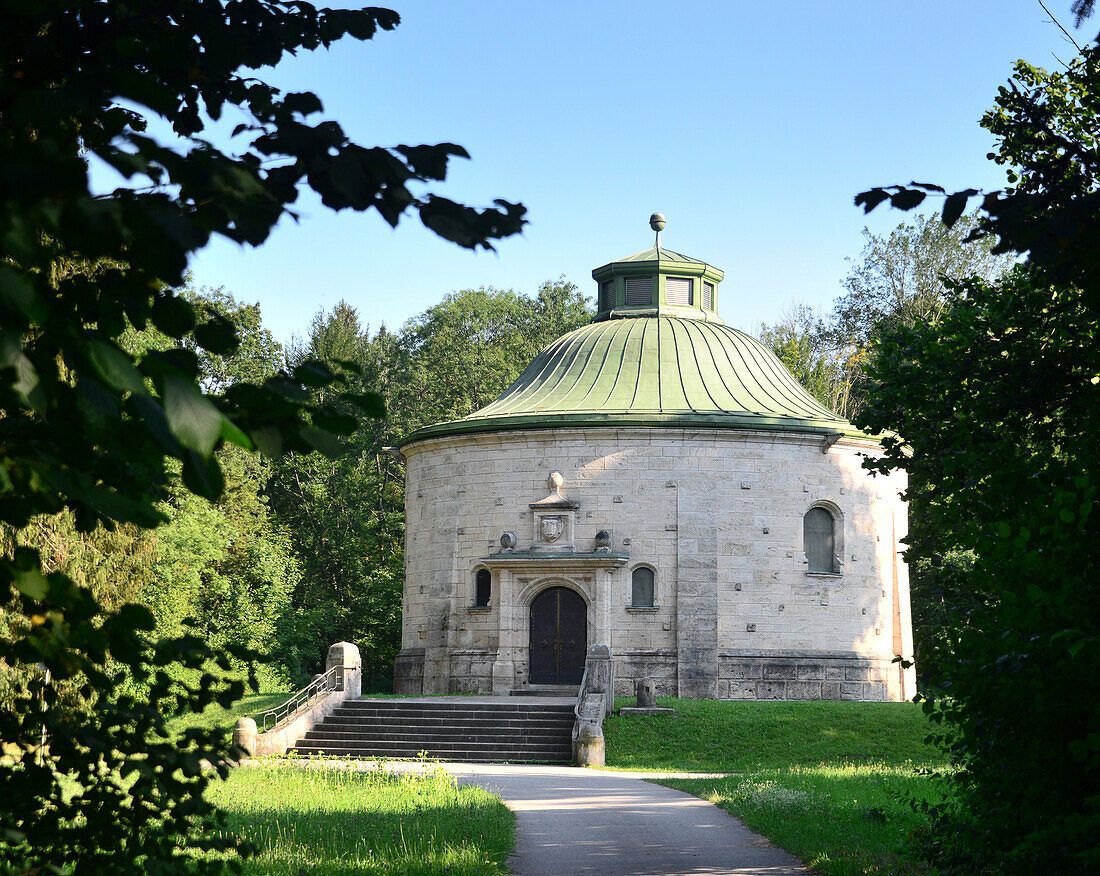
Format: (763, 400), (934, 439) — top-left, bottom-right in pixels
(166, 690), (292, 739)
(606, 699), (949, 876)
(603, 698), (942, 772)
(207, 761), (513, 876)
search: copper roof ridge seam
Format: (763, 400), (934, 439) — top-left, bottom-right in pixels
(678, 318), (723, 412)
(571, 319), (623, 410)
(694, 321), (745, 410)
(594, 317), (639, 410)
(513, 322), (603, 413)
(551, 320), (615, 409)
(746, 332), (840, 419)
(708, 322), (776, 415)
(628, 317), (652, 410)
(471, 334), (574, 417)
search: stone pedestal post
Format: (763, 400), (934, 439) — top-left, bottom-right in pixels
(326, 641), (362, 699)
(232, 717), (257, 756)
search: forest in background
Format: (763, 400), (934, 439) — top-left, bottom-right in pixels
(2, 215), (1005, 694)
(2, 278), (592, 693)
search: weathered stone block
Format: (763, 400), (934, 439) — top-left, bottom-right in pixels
(840, 682), (866, 701)
(762, 661), (797, 680)
(755, 682), (786, 700)
(796, 663), (825, 680)
(785, 681), (823, 700)
(722, 660), (762, 680)
(726, 680), (758, 700)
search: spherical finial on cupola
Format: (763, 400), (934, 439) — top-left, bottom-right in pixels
(649, 212), (666, 232)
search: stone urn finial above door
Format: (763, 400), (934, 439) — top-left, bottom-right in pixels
(530, 470), (579, 550)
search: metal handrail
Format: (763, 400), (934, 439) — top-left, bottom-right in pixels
(254, 664), (343, 732)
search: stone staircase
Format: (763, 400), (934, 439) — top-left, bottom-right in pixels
(291, 698), (575, 763)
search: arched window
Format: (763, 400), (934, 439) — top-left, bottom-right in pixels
(474, 569), (491, 607)
(631, 567), (655, 608)
(804, 507), (837, 573)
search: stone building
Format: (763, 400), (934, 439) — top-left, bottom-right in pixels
(393, 225), (916, 701)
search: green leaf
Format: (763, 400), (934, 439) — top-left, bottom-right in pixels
(181, 450), (224, 499)
(349, 391), (386, 418)
(300, 426), (345, 458)
(14, 568), (49, 601)
(854, 189), (890, 213)
(163, 377), (222, 456)
(132, 395), (182, 454)
(151, 294), (196, 338)
(219, 415), (254, 451)
(88, 340), (146, 396)
(942, 191), (972, 228)
(293, 360), (336, 387)
(0, 265), (45, 323)
(890, 189), (927, 210)
(193, 315), (240, 356)
(116, 603), (155, 632)
(312, 408), (358, 435)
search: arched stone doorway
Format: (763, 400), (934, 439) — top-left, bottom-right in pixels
(529, 586), (587, 685)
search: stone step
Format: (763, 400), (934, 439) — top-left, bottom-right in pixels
(338, 701), (574, 715)
(295, 697), (575, 764)
(509, 686), (580, 697)
(322, 715), (573, 729)
(294, 740), (572, 758)
(303, 728), (568, 744)
(292, 746), (571, 763)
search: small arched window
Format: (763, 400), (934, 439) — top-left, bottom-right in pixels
(804, 507), (837, 573)
(474, 569), (492, 607)
(631, 567), (655, 608)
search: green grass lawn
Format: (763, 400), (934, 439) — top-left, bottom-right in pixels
(206, 761), (514, 876)
(165, 690), (293, 740)
(604, 698), (942, 772)
(606, 698), (950, 876)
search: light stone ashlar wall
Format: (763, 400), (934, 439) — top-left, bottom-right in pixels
(394, 426), (916, 701)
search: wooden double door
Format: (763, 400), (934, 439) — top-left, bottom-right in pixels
(529, 586), (587, 685)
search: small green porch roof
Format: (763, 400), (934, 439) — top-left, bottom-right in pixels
(402, 316), (867, 446)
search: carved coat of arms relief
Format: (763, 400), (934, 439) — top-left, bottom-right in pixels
(540, 515), (565, 543)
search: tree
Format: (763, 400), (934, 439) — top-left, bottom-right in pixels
(269, 302), (403, 687)
(855, 42), (1100, 875)
(757, 304), (856, 419)
(836, 214), (1013, 347)
(831, 214), (1013, 418)
(266, 282), (593, 689)
(0, 2), (525, 872)
(392, 279), (591, 430)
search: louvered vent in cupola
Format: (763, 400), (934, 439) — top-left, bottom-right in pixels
(625, 276), (653, 306)
(600, 280), (615, 311)
(702, 282), (714, 311)
(666, 277), (693, 306)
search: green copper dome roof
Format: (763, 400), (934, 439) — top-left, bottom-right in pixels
(403, 316), (862, 445)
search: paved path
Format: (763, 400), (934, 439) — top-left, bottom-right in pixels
(398, 762), (811, 876)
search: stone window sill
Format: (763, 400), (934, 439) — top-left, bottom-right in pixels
(625, 605), (660, 612)
(805, 571), (843, 580)
(467, 606), (491, 613)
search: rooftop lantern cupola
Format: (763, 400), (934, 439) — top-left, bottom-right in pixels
(591, 213), (725, 323)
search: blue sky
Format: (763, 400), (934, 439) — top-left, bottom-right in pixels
(183, 1), (1084, 343)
